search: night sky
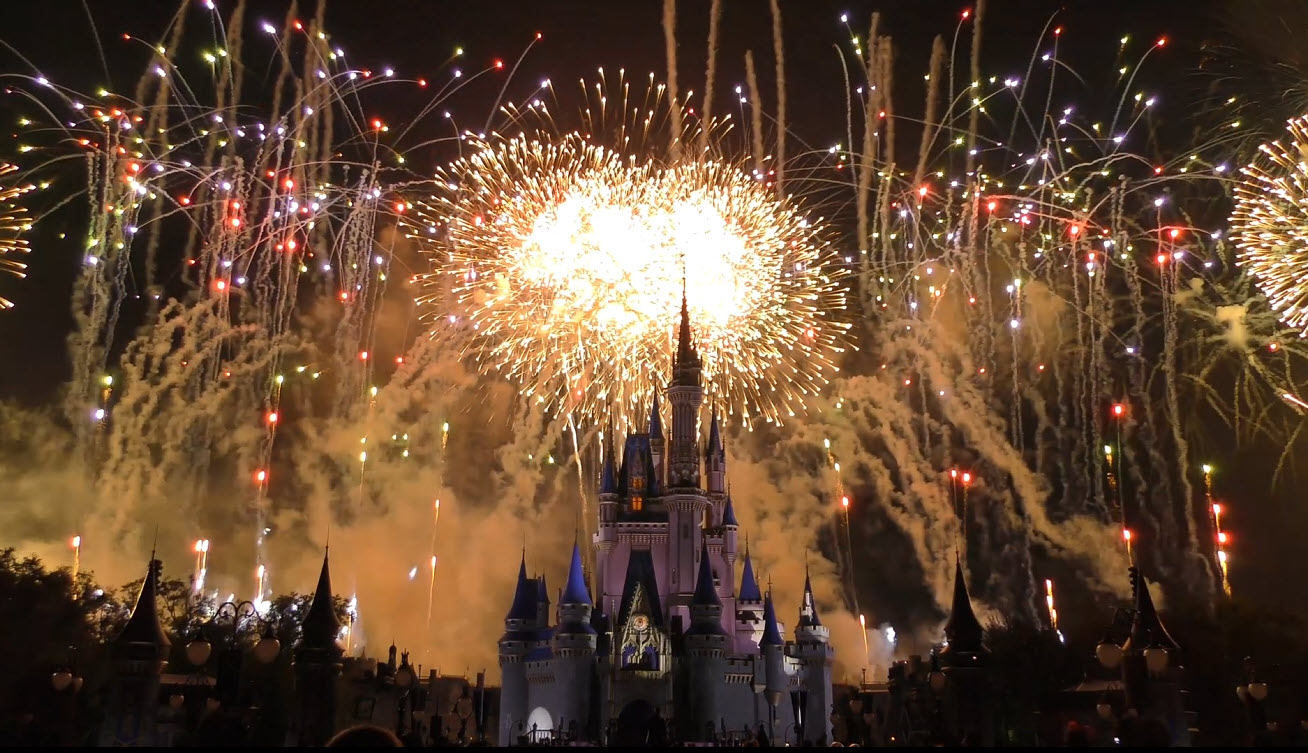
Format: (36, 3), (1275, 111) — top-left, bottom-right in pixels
(3, 0), (1304, 623)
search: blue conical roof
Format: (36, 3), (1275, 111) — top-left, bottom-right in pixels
(561, 542), (592, 606)
(722, 496), (738, 527)
(506, 555), (538, 620)
(760, 592), (784, 647)
(692, 543), (721, 607)
(707, 406), (722, 454)
(649, 394), (663, 439)
(739, 550), (761, 602)
(600, 441), (618, 495)
(798, 570), (822, 627)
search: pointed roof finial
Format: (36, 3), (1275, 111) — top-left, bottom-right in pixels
(114, 554), (171, 661)
(942, 557), (984, 654)
(799, 567), (822, 627)
(739, 546), (762, 602)
(561, 541), (592, 606)
(692, 542), (721, 607)
(300, 549), (343, 656)
(1125, 566), (1179, 651)
(506, 553), (538, 621)
(600, 444), (618, 495)
(649, 393), (663, 440)
(707, 403), (722, 454)
(760, 592), (784, 647)
(722, 495), (738, 527)
(673, 283), (701, 385)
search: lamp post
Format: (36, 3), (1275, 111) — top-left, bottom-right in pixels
(1237, 656), (1271, 744)
(790, 687), (808, 745)
(1095, 567), (1183, 744)
(393, 655), (416, 740)
(184, 600), (280, 737)
(848, 694), (865, 746)
(766, 689), (782, 747)
(50, 649), (83, 746)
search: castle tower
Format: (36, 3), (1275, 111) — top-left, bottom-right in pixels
(596, 430), (619, 593)
(666, 292), (708, 595)
(760, 591), (786, 696)
(289, 550), (344, 746)
(535, 573), (551, 627)
(722, 496), (739, 570)
(704, 407), (726, 520)
(1121, 566), (1187, 746)
(681, 542), (730, 742)
(498, 554), (539, 744)
(793, 571), (834, 745)
(99, 555), (171, 747)
(551, 542), (598, 738)
(648, 394), (665, 487)
(735, 547), (765, 652)
(667, 291), (703, 488)
(939, 558), (994, 746)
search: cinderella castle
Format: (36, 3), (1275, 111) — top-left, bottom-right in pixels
(498, 297), (834, 746)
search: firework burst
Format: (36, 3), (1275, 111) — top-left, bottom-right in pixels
(413, 129), (850, 430)
(0, 164), (33, 309)
(1231, 116), (1308, 336)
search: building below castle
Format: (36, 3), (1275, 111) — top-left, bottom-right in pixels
(497, 297), (835, 746)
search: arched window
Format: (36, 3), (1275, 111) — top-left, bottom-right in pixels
(527, 706), (553, 735)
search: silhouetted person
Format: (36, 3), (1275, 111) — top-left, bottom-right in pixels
(1138, 717), (1171, 747)
(327, 724), (403, 747)
(1064, 721), (1089, 747)
(647, 708), (667, 746)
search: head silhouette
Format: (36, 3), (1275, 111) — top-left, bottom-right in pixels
(326, 724), (403, 747)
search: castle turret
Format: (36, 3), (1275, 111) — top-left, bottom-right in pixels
(499, 554), (539, 744)
(941, 559), (984, 658)
(705, 406), (726, 513)
(667, 291), (703, 488)
(535, 573), (551, 626)
(1121, 566), (1187, 746)
(288, 550), (344, 746)
(597, 428), (619, 592)
(99, 555), (170, 746)
(681, 542), (729, 741)
(938, 558), (994, 746)
(551, 542), (598, 738)
(722, 495), (739, 571)
(735, 547), (765, 652)
(793, 571), (834, 745)
(760, 592), (788, 739)
(666, 292), (707, 596)
(648, 394), (665, 487)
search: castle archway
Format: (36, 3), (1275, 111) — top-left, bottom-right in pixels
(526, 706), (553, 743)
(614, 698), (661, 747)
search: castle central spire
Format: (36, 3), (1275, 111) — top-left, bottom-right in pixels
(667, 287), (703, 490)
(673, 285), (701, 388)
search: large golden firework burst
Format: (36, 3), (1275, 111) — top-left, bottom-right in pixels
(1231, 116), (1308, 336)
(410, 131), (850, 430)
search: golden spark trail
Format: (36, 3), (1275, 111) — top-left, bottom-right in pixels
(426, 500), (441, 634)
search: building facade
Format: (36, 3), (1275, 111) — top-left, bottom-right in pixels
(498, 297), (834, 746)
